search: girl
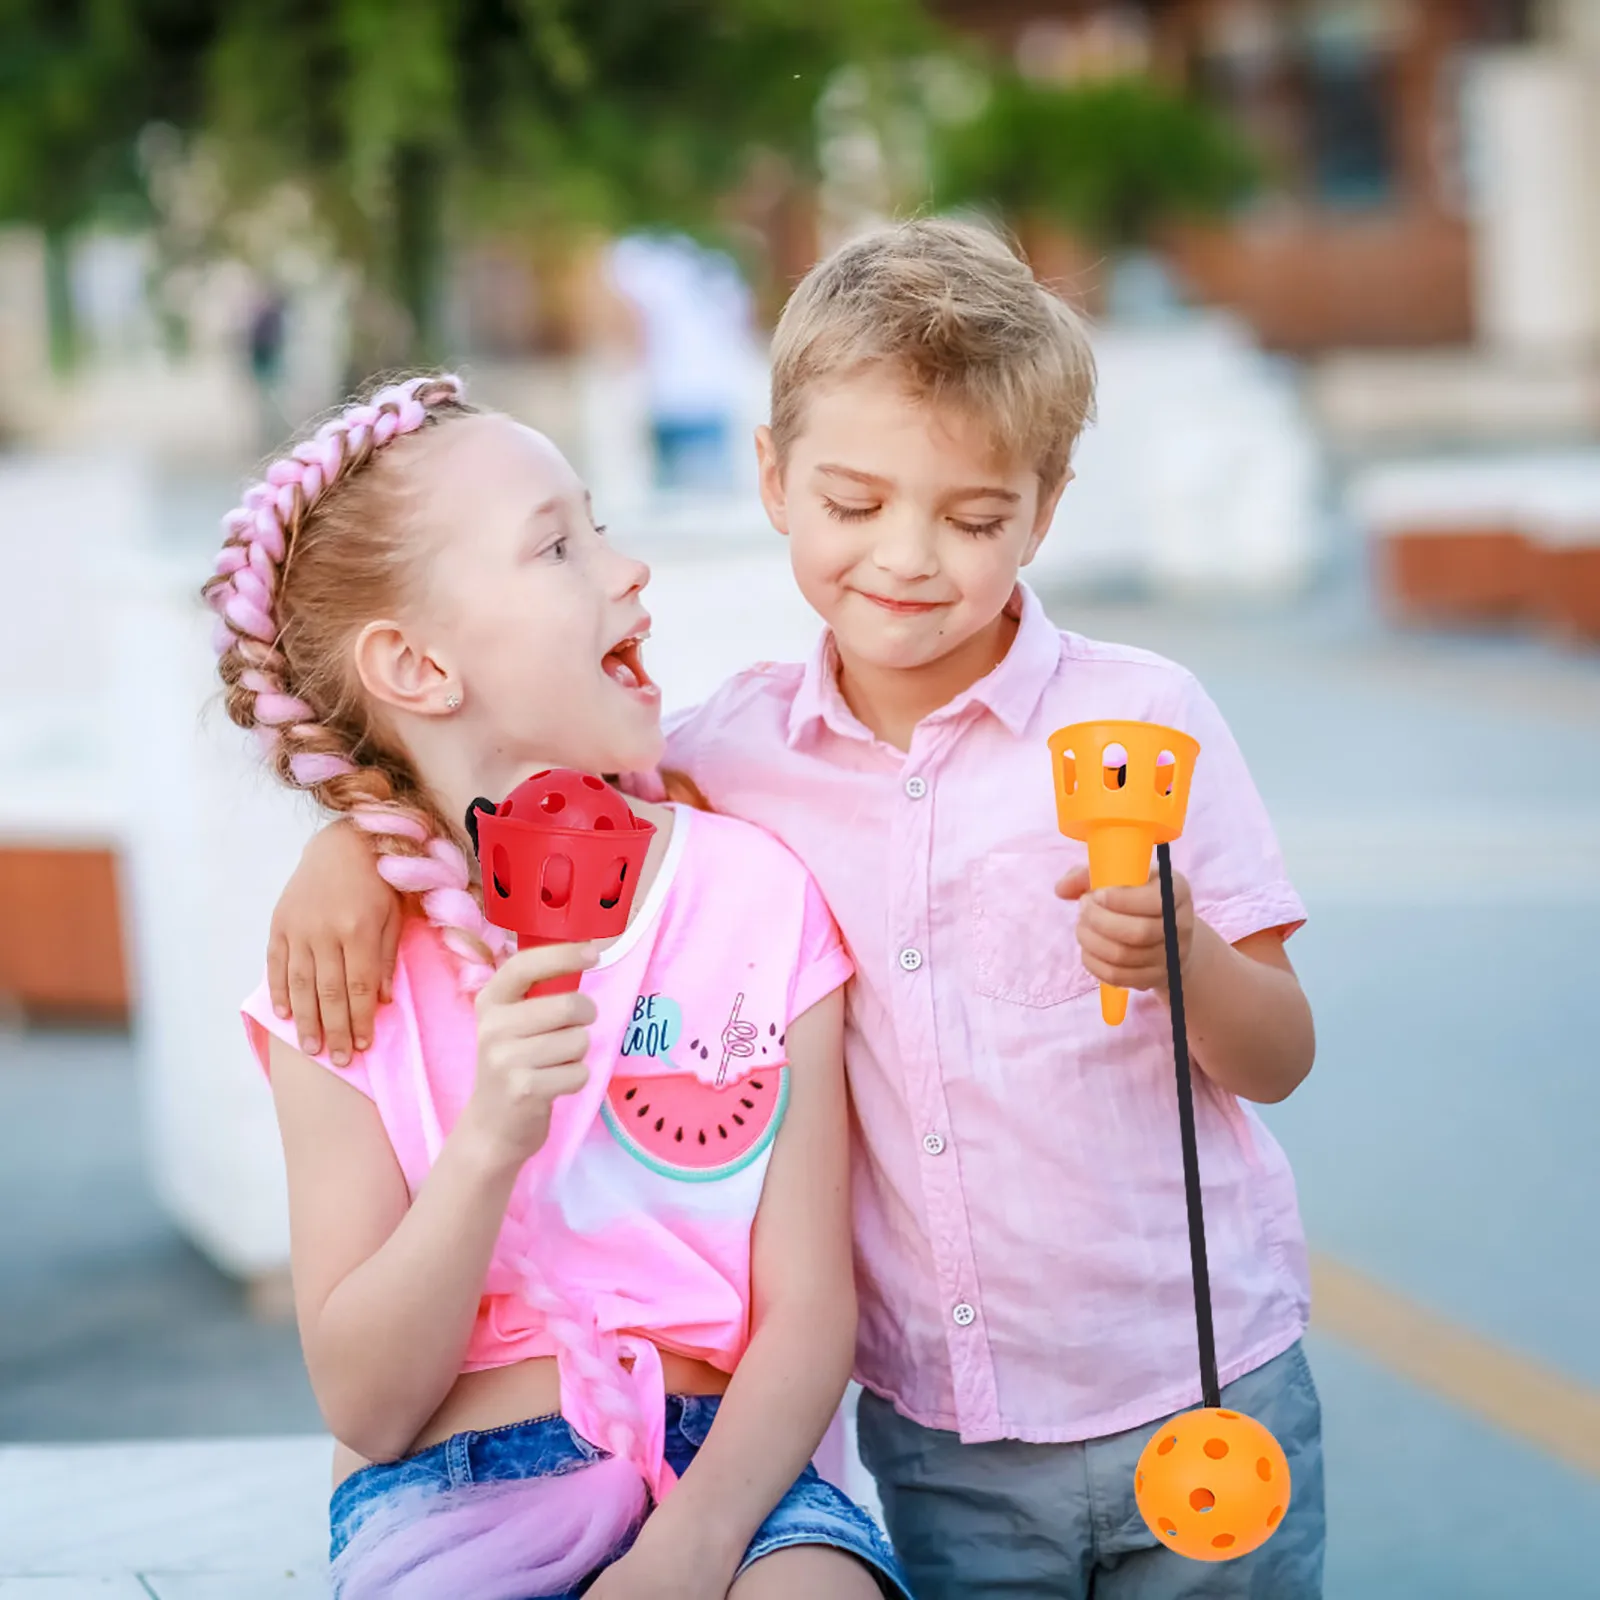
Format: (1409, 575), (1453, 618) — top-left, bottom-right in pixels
(205, 374), (909, 1600)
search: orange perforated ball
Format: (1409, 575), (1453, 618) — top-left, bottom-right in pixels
(1134, 1407), (1291, 1562)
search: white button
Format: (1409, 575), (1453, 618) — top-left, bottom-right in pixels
(899, 947), (924, 972)
(923, 1132), (946, 1156)
(905, 776), (928, 799)
(952, 1302), (976, 1327)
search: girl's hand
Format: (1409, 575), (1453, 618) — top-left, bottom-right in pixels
(267, 820), (401, 1065)
(585, 1529), (733, 1600)
(1056, 864), (1195, 996)
(459, 944), (600, 1172)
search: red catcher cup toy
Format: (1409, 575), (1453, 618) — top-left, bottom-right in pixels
(1047, 720), (1200, 1026)
(1047, 719), (1291, 1563)
(469, 770), (655, 998)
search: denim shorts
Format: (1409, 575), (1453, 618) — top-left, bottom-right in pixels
(858, 1339), (1326, 1599)
(330, 1393), (911, 1598)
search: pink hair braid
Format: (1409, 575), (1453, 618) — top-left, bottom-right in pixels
(204, 373), (504, 993)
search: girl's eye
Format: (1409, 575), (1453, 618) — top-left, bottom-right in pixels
(548, 536), (569, 561)
(952, 518), (1006, 539)
(823, 497), (878, 523)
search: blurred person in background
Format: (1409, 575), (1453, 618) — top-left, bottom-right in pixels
(605, 232), (757, 494)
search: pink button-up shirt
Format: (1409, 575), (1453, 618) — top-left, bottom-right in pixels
(633, 583), (1310, 1445)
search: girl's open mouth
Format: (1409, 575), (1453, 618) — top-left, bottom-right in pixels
(602, 633), (659, 699)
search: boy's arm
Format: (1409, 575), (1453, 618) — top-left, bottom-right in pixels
(1183, 922), (1314, 1103)
(1060, 667), (1313, 1102)
(1062, 870), (1313, 1102)
(268, 820), (401, 1064)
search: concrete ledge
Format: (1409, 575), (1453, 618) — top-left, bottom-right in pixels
(0, 1437), (330, 1593)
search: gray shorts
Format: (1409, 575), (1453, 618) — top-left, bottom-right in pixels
(857, 1340), (1325, 1599)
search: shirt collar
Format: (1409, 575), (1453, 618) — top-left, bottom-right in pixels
(786, 581), (1062, 748)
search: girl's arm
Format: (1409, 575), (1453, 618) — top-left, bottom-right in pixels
(622, 987), (855, 1588)
(268, 943), (596, 1462)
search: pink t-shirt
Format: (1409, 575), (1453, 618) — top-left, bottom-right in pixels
(626, 583), (1311, 1446)
(243, 805), (851, 1497)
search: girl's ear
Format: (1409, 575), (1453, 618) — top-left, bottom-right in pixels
(352, 619), (455, 716)
(755, 425), (789, 537)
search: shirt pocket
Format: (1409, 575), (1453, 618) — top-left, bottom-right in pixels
(969, 845), (1098, 1009)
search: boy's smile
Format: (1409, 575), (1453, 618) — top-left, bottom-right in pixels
(757, 368), (1070, 746)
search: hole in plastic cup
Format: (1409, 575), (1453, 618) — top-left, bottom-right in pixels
(1102, 742), (1128, 790)
(540, 791), (566, 814)
(540, 853), (573, 908)
(1060, 749), (1077, 794)
(491, 844), (511, 900)
(1156, 750), (1176, 795)
(599, 857), (628, 911)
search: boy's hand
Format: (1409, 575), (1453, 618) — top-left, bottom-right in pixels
(1056, 864), (1195, 996)
(267, 820), (402, 1065)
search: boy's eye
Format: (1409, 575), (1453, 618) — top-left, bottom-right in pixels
(822, 497), (878, 523)
(952, 517), (1006, 539)
(594, 523), (608, 537)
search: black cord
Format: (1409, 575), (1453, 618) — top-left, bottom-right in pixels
(1157, 841), (1220, 1411)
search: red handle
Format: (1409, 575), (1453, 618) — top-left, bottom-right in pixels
(527, 968), (583, 1001)
(520, 935), (585, 1001)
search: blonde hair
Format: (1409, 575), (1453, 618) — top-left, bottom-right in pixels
(770, 217), (1096, 489)
(204, 374), (507, 991)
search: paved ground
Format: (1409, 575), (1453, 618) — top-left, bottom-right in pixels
(2, 525), (1598, 1594)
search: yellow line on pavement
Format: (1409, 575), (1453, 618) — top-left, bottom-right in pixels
(1310, 1254), (1600, 1479)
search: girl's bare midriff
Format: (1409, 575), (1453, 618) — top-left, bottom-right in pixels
(330, 1345), (731, 1490)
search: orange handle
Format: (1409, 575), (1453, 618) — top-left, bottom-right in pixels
(1088, 824), (1158, 1024)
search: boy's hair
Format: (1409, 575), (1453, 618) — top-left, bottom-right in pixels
(769, 217), (1097, 489)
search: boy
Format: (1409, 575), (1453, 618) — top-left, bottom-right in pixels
(267, 219), (1323, 1598)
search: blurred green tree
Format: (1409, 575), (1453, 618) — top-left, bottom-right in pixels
(0, 0), (928, 371)
(930, 70), (1261, 257)
(0, 0), (212, 369)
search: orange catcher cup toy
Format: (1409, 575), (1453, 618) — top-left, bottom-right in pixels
(466, 771), (656, 999)
(1049, 722), (1291, 1563)
(1047, 720), (1199, 1026)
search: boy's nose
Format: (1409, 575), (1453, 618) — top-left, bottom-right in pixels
(870, 515), (939, 582)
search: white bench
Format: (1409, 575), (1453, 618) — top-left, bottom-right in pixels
(0, 1389), (880, 1597)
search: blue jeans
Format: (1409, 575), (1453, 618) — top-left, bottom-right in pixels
(331, 1393), (911, 1597)
(857, 1340), (1326, 1598)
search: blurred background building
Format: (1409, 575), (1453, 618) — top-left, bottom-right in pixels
(2, 2), (1597, 1595)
